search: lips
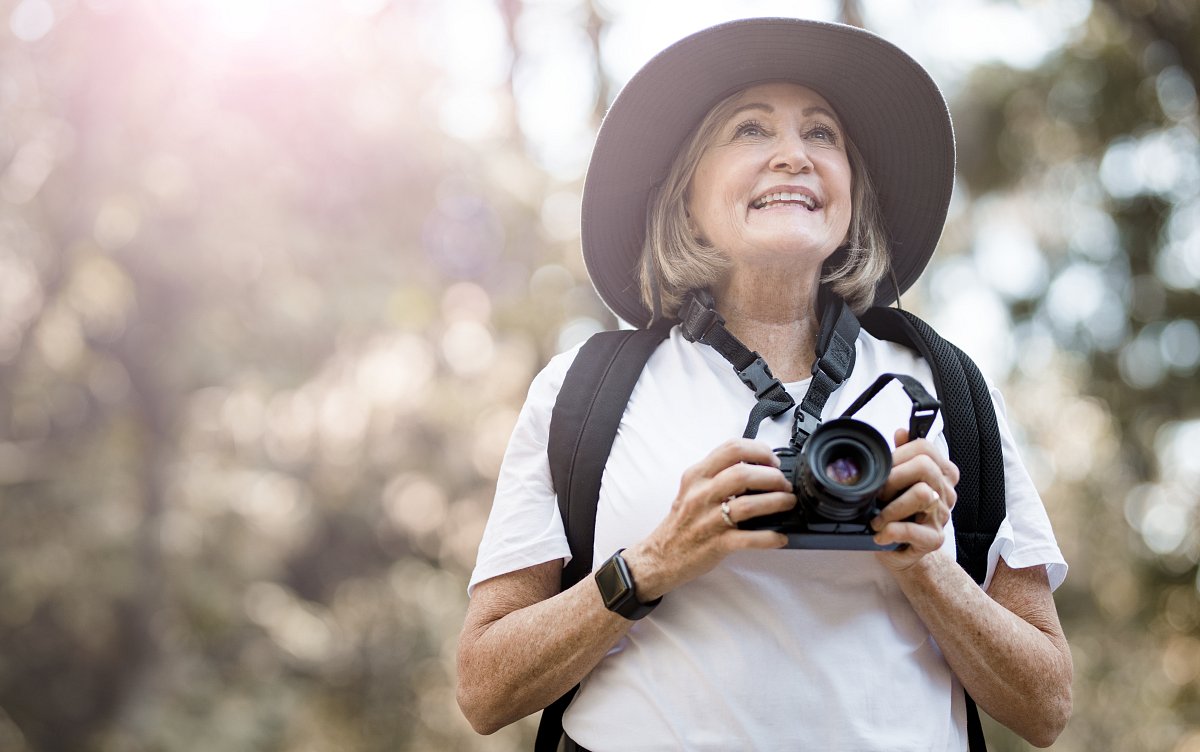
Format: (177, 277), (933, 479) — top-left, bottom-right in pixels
(750, 189), (822, 211)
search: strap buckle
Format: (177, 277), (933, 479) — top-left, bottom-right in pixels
(738, 357), (784, 400)
(791, 408), (822, 448)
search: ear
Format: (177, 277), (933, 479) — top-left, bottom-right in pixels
(684, 206), (703, 242)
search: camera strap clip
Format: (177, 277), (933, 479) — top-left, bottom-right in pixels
(790, 408), (823, 448)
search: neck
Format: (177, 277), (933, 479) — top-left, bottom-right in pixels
(711, 270), (823, 382)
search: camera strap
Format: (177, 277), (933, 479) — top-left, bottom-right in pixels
(678, 289), (860, 442)
(791, 294), (860, 449)
(838, 373), (941, 441)
(679, 289), (796, 439)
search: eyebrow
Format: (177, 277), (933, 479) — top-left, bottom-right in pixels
(728, 102), (842, 125)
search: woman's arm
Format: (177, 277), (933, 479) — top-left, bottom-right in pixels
(457, 559), (634, 735)
(871, 430), (1072, 747)
(889, 553), (1072, 748)
(456, 439), (795, 735)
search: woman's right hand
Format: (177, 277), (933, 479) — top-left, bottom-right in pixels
(622, 438), (796, 601)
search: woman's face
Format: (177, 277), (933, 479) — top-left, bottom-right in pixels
(686, 82), (853, 273)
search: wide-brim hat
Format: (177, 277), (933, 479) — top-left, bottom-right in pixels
(581, 17), (955, 328)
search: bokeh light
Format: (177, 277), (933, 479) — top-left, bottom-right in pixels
(1, 1), (1198, 751)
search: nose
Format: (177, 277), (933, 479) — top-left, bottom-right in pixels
(770, 132), (813, 174)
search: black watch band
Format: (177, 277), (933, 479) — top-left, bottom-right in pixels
(594, 548), (661, 620)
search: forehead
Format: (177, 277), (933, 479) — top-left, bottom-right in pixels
(726, 81), (840, 120)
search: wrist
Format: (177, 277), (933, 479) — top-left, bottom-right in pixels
(595, 548), (662, 620)
(885, 546), (953, 581)
(619, 542), (669, 602)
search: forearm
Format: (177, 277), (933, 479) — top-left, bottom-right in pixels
(457, 440), (795, 735)
(890, 551), (1072, 747)
(457, 572), (634, 735)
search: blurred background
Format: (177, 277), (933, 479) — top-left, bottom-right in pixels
(0, 0), (1197, 749)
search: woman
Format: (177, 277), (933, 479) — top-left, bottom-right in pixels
(458, 18), (1071, 751)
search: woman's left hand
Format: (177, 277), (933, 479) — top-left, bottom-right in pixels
(871, 428), (960, 572)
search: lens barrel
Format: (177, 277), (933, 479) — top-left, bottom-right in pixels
(799, 419), (892, 523)
(735, 418), (893, 537)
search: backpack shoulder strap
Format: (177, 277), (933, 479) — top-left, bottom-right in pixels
(536, 322), (670, 752)
(548, 322), (672, 589)
(860, 306), (1005, 752)
(859, 306), (1006, 582)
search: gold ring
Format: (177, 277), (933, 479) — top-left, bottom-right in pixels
(720, 498), (736, 529)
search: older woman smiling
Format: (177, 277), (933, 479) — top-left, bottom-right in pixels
(458, 18), (1071, 752)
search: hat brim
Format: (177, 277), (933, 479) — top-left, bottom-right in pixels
(581, 17), (955, 328)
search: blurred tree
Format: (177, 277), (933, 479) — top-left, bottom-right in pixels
(2, 0), (1198, 751)
(0, 0), (585, 749)
(947, 1), (1200, 749)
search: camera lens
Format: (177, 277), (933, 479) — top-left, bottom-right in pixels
(825, 455), (863, 486)
(799, 419), (891, 523)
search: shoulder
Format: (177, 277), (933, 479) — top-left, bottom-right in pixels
(524, 340), (586, 406)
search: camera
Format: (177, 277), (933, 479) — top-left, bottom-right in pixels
(738, 418), (897, 550)
(737, 373), (940, 551)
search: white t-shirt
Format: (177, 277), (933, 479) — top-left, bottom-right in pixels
(469, 327), (1067, 751)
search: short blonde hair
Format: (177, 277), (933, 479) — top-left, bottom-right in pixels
(639, 86), (891, 318)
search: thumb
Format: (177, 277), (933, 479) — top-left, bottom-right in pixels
(894, 428), (911, 447)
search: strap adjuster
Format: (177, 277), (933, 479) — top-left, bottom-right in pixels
(679, 293), (725, 343)
(909, 408), (938, 440)
(811, 337), (853, 382)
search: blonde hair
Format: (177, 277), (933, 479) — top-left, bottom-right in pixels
(639, 86), (891, 318)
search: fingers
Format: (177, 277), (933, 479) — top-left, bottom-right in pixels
(684, 438), (780, 483)
(875, 432), (956, 563)
(872, 481), (950, 531)
(872, 519), (945, 552)
(709, 461), (792, 499)
(675, 441), (790, 518)
(723, 491), (796, 525)
(883, 433), (959, 513)
(728, 530), (790, 551)
(893, 429), (961, 488)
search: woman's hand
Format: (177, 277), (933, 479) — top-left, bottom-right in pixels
(459, 439), (792, 733)
(871, 428), (960, 572)
(622, 439), (795, 601)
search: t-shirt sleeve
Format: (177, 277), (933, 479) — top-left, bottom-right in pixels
(981, 384), (1068, 592)
(466, 347), (579, 596)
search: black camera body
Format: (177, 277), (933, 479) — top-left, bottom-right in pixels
(738, 417), (899, 550)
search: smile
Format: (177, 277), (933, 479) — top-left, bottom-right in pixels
(750, 191), (822, 211)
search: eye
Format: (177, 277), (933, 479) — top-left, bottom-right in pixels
(805, 123), (839, 145)
(733, 119), (769, 138)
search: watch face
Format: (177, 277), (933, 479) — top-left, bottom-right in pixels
(596, 554), (632, 610)
(596, 550), (660, 620)
(595, 556), (633, 609)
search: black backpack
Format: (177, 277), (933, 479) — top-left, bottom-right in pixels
(535, 305), (1005, 752)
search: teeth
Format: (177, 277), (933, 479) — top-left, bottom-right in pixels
(752, 191), (817, 210)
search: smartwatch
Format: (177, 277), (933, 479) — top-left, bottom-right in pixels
(595, 548), (661, 620)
